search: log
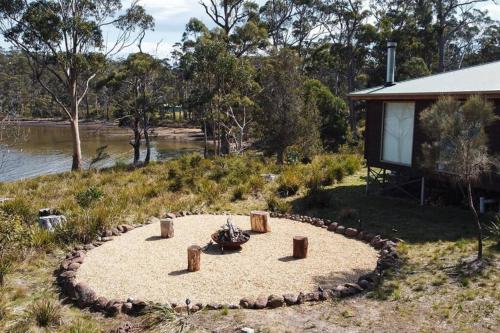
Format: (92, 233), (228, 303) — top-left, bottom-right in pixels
(187, 245), (201, 272)
(293, 236), (308, 259)
(250, 211), (270, 233)
(160, 219), (174, 238)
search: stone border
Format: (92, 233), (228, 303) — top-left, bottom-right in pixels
(55, 211), (400, 316)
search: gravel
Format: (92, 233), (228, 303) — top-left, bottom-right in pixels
(76, 215), (378, 305)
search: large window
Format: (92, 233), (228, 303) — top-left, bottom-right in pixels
(381, 102), (415, 166)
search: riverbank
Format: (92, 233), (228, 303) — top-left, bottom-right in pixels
(12, 118), (204, 141)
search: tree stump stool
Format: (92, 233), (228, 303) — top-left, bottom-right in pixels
(250, 211), (270, 233)
(187, 245), (201, 272)
(293, 236), (308, 259)
(160, 218), (174, 238)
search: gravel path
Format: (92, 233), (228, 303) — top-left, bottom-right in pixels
(76, 215), (378, 305)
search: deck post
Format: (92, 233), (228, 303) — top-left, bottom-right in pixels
(420, 176), (425, 206)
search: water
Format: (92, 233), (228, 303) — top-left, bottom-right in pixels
(0, 124), (204, 182)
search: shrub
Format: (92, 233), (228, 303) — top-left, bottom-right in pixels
(277, 168), (302, 197)
(0, 198), (34, 224)
(0, 292), (9, 322)
(232, 184), (250, 201)
(196, 179), (222, 204)
(266, 195), (292, 213)
(306, 189), (337, 208)
(341, 154), (362, 175)
(248, 174), (265, 193)
(0, 213), (30, 286)
(27, 299), (61, 328)
(75, 186), (103, 208)
(305, 165), (325, 192)
(29, 227), (56, 251)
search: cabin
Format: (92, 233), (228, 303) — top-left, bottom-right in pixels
(348, 43), (500, 210)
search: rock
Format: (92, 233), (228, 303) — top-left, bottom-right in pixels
(111, 228), (121, 236)
(83, 244), (95, 251)
(358, 272), (380, 284)
(106, 301), (122, 317)
(296, 292), (305, 304)
(239, 298), (255, 309)
(190, 304), (201, 313)
(67, 262), (81, 271)
(358, 279), (375, 290)
(344, 228), (358, 238)
(117, 225), (125, 233)
(74, 244), (84, 251)
(267, 295), (284, 308)
(335, 225), (346, 234)
(304, 292), (321, 302)
(58, 270), (76, 280)
(38, 215), (66, 231)
(166, 213), (176, 219)
(206, 303), (223, 310)
(283, 293), (298, 305)
(174, 305), (188, 313)
(314, 220), (324, 227)
(75, 283), (97, 308)
(327, 222), (338, 231)
(38, 208), (52, 217)
(101, 236), (113, 242)
(363, 233), (376, 242)
(103, 229), (113, 237)
(345, 283), (364, 292)
(356, 231), (365, 240)
(61, 279), (77, 299)
(254, 296), (268, 309)
(146, 216), (160, 224)
(122, 224), (134, 232)
(122, 302), (133, 314)
(94, 296), (109, 311)
(240, 328), (255, 333)
(131, 300), (148, 314)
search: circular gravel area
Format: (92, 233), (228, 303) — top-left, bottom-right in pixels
(76, 215), (378, 305)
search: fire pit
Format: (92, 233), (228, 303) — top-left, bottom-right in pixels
(211, 219), (250, 253)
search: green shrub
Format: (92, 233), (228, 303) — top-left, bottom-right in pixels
(248, 174), (265, 193)
(27, 299), (61, 328)
(0, 198), (34, 224)
(266, 195), (292, 213)
(306, 189), (337, 208)
(0, 292), (9, 322)
(75, 186), (103, 208)
(341, 154), (362, 175)
(196, 179), (222, 204)
(29, 227), (56, 251)
(0, 213), (30, 286)
(305, 165), (325, 192)
(232, 184), (250, 201)
(277, 168), (302, 197)
(338, 207), (360, 223)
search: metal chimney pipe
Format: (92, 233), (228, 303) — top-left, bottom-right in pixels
(385, 41), (397, 86)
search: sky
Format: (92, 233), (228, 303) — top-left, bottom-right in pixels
(126, 0), (500, 59)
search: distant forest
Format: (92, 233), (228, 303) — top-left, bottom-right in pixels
(0, 0), (498, 163)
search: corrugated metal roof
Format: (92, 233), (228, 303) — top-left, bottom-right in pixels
(349, 60), (500, 99)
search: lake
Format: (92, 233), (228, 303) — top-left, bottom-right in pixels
(0, 124), (204, 182)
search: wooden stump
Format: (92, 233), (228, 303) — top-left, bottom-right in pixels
(160, 218), (174, 238)
(187, 245), (201, 272)
(250, 211), (270, 233)
(293, 236), (308, 259)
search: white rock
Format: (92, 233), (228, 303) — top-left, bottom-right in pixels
(39, 215), (66, 231)
(241, 328), (255, 333)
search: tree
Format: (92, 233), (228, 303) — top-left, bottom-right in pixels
(0, 0), (153, 170)
(257, 49), (321, 163)
(303, 79), (348, 151)
(420, 95), (499, 260)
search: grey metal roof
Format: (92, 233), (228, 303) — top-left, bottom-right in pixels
(349, 60), (500, 99)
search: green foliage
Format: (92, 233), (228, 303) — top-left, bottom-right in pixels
(0, 213), (30, 285)
(266, 195), (292, 214)
(399, 57), (431, 81)
(27, 299), (61, 328)
(68, 318), (101, 333)
(75, 186), (104, 208)
(0, 198), (33, 224)
(277, 168), (302, 197)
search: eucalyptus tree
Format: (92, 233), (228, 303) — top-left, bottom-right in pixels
(0, 0), (153, 170)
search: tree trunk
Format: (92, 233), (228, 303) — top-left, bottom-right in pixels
(293, 236), (308, 259)
(70, 115), (83, 171)
(143, 114), (151, 165)
(277, 148), (285, 165)
(160, 218), (174, 238)
(187, 245), (201, 272)
(69, 76), (83, 171)
(467, 182), (483, 260)
(203, 119), (208, 158)
(250, 211), (270, 233)
(132, 116), (141, 165)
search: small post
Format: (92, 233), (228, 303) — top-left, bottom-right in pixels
(187, 245), (201, 272)
(250, 211), (270, 233)
(293, 236), (308, 259)
(160, 218), (174, 238)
